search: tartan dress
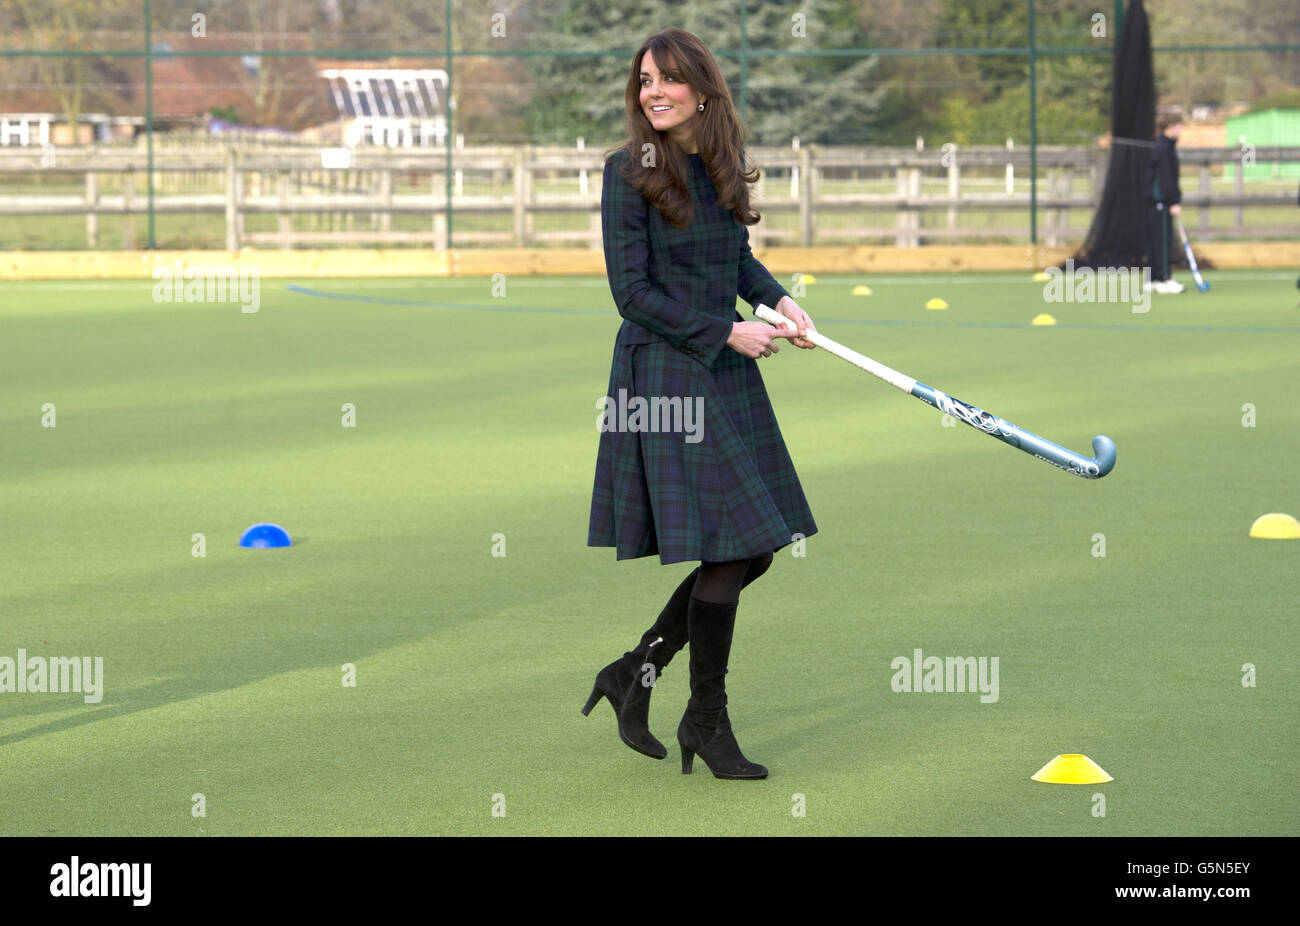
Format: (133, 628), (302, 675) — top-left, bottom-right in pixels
(587, 149), (817, 564)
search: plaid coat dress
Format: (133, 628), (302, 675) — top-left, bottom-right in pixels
(587, 149), (817, 564)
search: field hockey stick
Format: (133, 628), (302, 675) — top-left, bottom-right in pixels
(1173, 214), (1210, 292)
(754, 304), (1116, 479)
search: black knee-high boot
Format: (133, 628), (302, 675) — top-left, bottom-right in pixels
(677, 595), (768, 780)
(582, 567), (699, 760)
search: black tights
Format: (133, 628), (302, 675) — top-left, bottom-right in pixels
(632, 552), (774, 661)
(693, 552), (774, 604)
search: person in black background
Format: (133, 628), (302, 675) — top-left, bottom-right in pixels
(1147, 116), (1185, 294)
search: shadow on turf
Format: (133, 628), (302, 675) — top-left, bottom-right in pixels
(0, 549), (445, 751)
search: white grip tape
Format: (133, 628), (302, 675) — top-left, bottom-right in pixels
(753, 304), (917, 394)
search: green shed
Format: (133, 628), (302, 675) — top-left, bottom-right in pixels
(1224, 108), (1300, 179)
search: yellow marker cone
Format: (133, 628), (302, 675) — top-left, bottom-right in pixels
(852, 285), (872, 296)
(1031, 313), (1057, 326)
(1031, 754), (1113, 784)
(925, 298), (948, 310)
(1249, 513), (1300, 539)
(800, 273), (817, 284)
(1032, 271), (1052, 282)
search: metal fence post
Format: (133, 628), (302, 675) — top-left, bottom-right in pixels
(1028, 0), (1038, 247)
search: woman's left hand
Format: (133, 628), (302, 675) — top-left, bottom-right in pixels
(775, 296), (817, 350)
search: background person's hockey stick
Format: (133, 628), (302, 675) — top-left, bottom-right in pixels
(754, 304), (1116, 479)
(1174, 214), (1210, 292)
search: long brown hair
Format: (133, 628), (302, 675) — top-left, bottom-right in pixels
(604, 29), (760, 229)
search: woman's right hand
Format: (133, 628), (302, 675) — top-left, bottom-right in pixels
(726, 321), (800, 359)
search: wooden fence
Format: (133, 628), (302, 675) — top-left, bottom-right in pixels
(1, 143), (1296, 250)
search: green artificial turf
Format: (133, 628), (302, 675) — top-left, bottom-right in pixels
(1, 268), (1297, 835)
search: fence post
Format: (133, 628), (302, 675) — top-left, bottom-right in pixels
(345, 171), (355, 235)
(1199, 163), (1210, 234)
(381, 169), (393, 233)
(1045, 168), (1059, 246)
(434, 210), (447, 250)
(1062, 166), (1073, 243)
(799, 145), (813, 246)
(432, 167), (445, 249)
(513, 144), (527, 246)
(225, 147), (239, 251)
(895, 162), (906, 247)
(86, 171), (98, 248)
(947, 157), (959, 237)
(895, 161), (920, 247)
(913, 167), (922, 244)
(369, 170), (379, 233)
(123, 168), (136, 250)
(1233, 159), (1244, 231)
(334, 171), (342, 235)
(311, 171), (320, 233)
(277, 170), (291, 250)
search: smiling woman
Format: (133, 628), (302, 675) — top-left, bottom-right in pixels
(639, 52), (705, 154)
(584, 28), (820, 783)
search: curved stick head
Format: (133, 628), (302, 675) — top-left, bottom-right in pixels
(1091, 435), (1117, 478)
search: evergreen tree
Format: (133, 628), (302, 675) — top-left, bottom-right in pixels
(512, 0), (881, 146)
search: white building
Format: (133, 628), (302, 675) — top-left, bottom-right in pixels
(319, 68), (450, 148)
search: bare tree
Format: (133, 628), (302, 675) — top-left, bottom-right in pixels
(4, 0), (136, 140)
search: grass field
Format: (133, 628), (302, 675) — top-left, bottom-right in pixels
(2, 268), (1297, 836)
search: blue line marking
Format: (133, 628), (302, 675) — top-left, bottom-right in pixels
(286, 283), (608, 316)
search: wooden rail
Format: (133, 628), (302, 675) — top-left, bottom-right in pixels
(1, 144), (1296, 250)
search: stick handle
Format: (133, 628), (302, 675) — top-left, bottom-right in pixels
(754, 304), (917, 393)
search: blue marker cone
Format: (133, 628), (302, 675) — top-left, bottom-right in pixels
(239, 522), (292, 549)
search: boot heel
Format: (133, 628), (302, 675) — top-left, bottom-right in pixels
(581, 685), (604, 716)
(680, 744), (695, 774)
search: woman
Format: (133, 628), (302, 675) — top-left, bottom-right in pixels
(584, 28), (818, 780)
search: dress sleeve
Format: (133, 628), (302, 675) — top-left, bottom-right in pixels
(601, 155), (734, 368)
(737, 222), (790, 312)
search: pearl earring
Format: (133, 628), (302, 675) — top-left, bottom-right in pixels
(697, 102), (705, 111)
